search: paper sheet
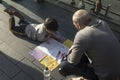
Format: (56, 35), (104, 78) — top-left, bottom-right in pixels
(37, 38), (69, 63)
(29, 47), (47, 61)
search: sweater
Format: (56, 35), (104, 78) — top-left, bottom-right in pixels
(67, 19), (120, 80)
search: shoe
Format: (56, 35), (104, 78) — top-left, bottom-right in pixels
(59, 68), (68, 76)
(4, 9), (24, 20)
(4, 9), (15, 15)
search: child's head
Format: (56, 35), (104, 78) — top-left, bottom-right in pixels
(44, 18), (58, 33)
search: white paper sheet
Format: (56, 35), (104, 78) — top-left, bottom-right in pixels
(37, 38), (69, 63)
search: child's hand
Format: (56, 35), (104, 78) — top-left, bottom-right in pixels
(50, 34), (62, 42)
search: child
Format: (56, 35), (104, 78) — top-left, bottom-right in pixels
(4, 9), (61, 42)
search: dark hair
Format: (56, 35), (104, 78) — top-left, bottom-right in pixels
(44, 18), (58, 31)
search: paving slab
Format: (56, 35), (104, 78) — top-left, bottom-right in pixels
(0, 30), (17, 45)
(0, 40), (3, 44)
(32, 60), (44, 70)
(9, 40), (35, 62)
(0, 52), (20, 78)
(0, 74), (11, 80)
(0, 43), (24, 64)
(0, 70), (3, 77)
(17, 58), (43, 80)
(13, 71), (32, 80)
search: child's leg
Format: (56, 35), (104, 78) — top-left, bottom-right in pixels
(9, 16), (16, 32)
(9, 16), (26, 35)
(5, 9), (27, 35)
(13, 11), (30, 27)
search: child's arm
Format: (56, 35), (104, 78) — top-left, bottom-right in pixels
(50, 33), (62, 42)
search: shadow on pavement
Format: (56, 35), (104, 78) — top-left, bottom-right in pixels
(0, 51), (44, 80)
(13, 33), (41, 45)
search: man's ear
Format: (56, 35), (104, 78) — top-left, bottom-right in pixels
(76, 23), (81, 30)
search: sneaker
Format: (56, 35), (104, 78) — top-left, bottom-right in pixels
(4, 9), (15, 15)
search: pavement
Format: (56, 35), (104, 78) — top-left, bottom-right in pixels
(0, 0), (120, 80)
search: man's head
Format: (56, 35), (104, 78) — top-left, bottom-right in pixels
(44, 17), (58, 34)
(72, 9), (91, 30)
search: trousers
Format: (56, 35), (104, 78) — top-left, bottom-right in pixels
(59, 54), (98, 80)
(9, 17), (29, 35)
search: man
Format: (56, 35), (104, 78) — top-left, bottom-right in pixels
(59, 9), (120, 80)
